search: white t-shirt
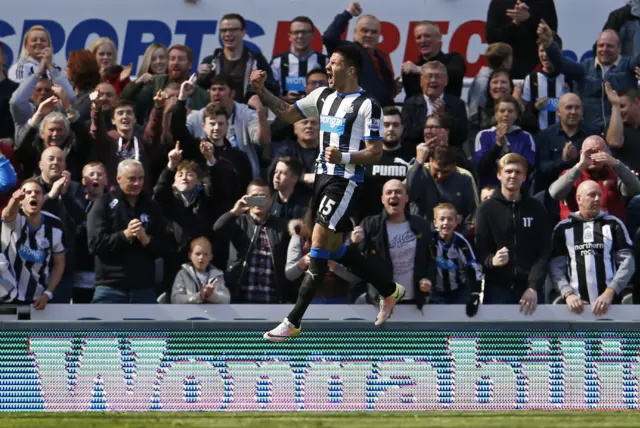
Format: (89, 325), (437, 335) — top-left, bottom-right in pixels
(386, 221), (417, 300)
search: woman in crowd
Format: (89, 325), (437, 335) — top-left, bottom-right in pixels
(8, 25), (61, 82)
(137, 43), (168, 78)
(67, 49), (101, 122)
(90, 37), (131, 95)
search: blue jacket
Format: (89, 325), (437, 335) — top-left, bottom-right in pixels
(323, 11), (396, 106)
(545, 42), (640, 130)
(474, 126), (536, 188)
(0, 156), (17, 195)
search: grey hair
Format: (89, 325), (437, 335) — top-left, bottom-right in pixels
(421, 60), (448, 78)
(117, 159), (144, 176)
(39, 112), (70, 135)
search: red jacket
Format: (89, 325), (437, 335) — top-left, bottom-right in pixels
(559, 167), (626, 221)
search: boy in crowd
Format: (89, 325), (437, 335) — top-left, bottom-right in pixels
(171, 237), (230, 304)
(431, 203), (483, 315)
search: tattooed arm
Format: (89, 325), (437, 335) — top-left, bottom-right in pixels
(250, 70), (305, 124)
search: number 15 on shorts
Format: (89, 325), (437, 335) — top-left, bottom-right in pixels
(319, 196), (336, 216)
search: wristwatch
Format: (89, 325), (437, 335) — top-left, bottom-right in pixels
(43, 290), (54, 300)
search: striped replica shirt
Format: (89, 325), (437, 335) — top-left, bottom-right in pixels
(522, 71), (572, 131)
(550, 211), (635, 303)
(430, 230), (483, 294)
(294, 87), (383, 182)
(270, 51), (327, 95)
(0, 210), (65, 302)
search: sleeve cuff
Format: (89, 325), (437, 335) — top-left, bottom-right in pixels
(293, 102), (307, 118)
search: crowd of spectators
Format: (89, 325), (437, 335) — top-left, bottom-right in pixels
(2, 1), (640, 317)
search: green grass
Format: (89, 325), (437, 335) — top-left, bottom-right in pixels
(0, 412), (639, 428)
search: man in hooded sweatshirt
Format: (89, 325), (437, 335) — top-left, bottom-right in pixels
(475, 153), (551, 313)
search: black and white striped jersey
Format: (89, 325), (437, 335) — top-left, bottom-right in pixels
(0, 210), (66, 302)
(294, 87), (383, 182)
(270, 51), (327, 95)
(522, 71), (572, 131)
(431, 230), (483, 293)
(551, 212), (632, 302)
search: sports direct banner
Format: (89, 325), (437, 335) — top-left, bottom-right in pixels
(0, 0), (616, 78)
(3, 328), (640, 411)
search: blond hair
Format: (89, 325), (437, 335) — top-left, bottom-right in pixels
(90, 37), (117, 56)
(433, 203), (457, 218)
(497, 153), (528, 173)
(137, 43), (168, 76)
(20, 25), (53, 61)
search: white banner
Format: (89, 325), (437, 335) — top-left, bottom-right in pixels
(0, 0), (619, 77)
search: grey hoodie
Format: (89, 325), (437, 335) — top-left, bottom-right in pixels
(550, 210), (635, 301)
(171, 263), (230, 304)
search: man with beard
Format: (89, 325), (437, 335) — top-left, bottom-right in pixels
(88, 159), (169, 303)
(197, 13), (278, 102)
(184, 75), (269, 178)
(121, 44), (209, 123)
(17, 96), (93, 181)
(70, 161), (108, 303)
(535, 93), (599, 194)
(0, 179), (65, 309)
(359, 107), (414, 219)
(401, 21), (467, 98)
(550, 135), (640, 222)
(10, 51), (75, 140)
(90, 98), (157, 186)
(323, 2), (396, 106)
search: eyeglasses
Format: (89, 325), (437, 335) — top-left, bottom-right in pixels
(220, 27), (243, 34)
(289, 30), (313, 36)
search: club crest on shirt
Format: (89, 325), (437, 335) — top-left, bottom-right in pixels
(109, 199), (118, 210)
(583, 223), (594, 243)
(36, 236), (50, 250)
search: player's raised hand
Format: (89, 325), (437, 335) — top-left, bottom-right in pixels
(250, 70), (267, 93)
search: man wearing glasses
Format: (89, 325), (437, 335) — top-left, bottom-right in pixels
(270, 17), (328, 103)
(197, 13), (278, 103)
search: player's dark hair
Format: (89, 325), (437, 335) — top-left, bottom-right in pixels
(291, 16), (315, 31)
(333, 44), (363, 76)
(221, 13), (246, 30)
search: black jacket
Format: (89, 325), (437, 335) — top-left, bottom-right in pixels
(87, 188), (169, 290)
(198, 47), (278, 102)
(213, 211), (290, 302)
(401, 93), (469, 148)
(402, 51), (467, 98)
(269, 188), (312, 222)
(358, 209), (435, 309)
(17, 119), (94, 181)
(485, 0), (558, 79)
(37, 176), (87, 273)
(474, 191), (551, 299)
(323, 10), (396, 106)
(152, 161), (235, 255)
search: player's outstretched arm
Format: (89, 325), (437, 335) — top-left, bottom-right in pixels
(325, 140), (383, 165)
(250, 70), (304, 124)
